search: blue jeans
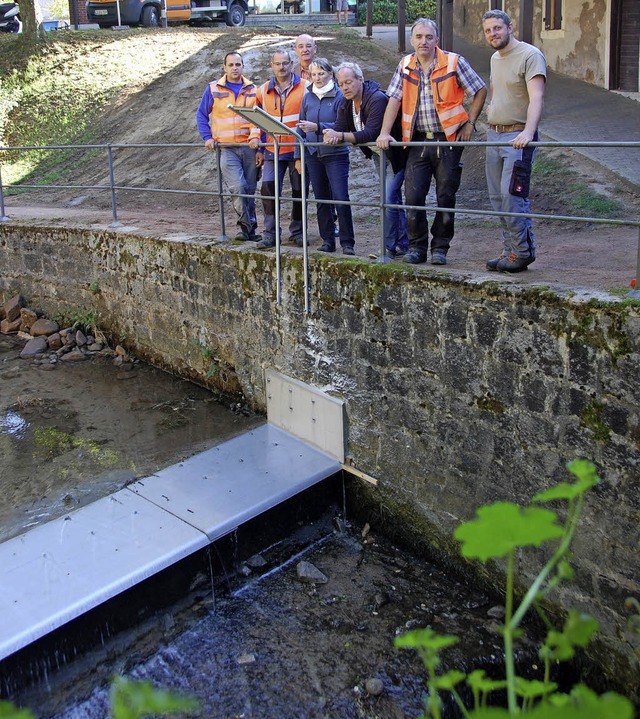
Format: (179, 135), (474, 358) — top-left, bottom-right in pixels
(485, 129), (537, 258)
(219, 146), (258, 235)
(373, 156), (408, 252)
(306, 151), (354, 249)
(261, 153), (303, 240)
(404, 139), (464, 258)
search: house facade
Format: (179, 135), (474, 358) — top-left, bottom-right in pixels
(452, 0), (640, 91)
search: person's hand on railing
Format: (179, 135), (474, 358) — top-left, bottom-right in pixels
(248, 138), (261, 150)
(376, 132), (393, 150)
(323, 128), (342, 145)
(204, 139), (217, 150)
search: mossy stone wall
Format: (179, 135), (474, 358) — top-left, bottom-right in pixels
(1, 224), (638, 693)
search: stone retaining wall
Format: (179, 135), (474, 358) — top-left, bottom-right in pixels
(1, 224), (639, 693)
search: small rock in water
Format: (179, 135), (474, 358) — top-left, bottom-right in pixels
(487, 605), (505, 619)
(246, 554), (267, 568)
(296, 560), (328, 584)
(237, 653), (256, 665)
(365, 677), (384, 696)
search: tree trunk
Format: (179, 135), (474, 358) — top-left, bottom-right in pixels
(19, 0), (44, 37)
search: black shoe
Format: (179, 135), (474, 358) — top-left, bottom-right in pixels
(289, 235), (304, 247)
(233, 230), (250, 241)
(403, 251), (426, 264)
(342, 246), (355, 256)
(256, 237), (276, 249)
(497, 253), (535, 273)
(431, 250), (447, 265)
(318, 243), (336, 253)
(247, 233), (262, 242)
(486, 253), (507, 271)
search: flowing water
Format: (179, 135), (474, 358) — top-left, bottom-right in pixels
(1, 335), (567, 718)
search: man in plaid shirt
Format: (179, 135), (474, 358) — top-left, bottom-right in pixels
(377, 18), (486, 265)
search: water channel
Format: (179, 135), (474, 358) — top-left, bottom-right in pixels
(1, 336), (582, 718)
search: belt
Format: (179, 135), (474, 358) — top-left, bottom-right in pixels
(489, 123), (526, 133)
(413, 131), (447, 140)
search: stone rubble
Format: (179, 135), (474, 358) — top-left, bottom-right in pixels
(0, 293), (135, 370)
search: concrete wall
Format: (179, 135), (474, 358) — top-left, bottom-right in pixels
(1, 224), (639, 694)
(455, 0), (611, 88)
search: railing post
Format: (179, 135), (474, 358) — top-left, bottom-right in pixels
(215, 144), (227, 240)
(0, 165), (8, 222)
(299, 137), (310, 314)
(273, 136), (283, 307)
(376, 150), (392, 263)
(106, 144), (120, 227)
(628, 226), (640, 299)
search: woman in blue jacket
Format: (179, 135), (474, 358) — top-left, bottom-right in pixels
(295, 58), (355, 255)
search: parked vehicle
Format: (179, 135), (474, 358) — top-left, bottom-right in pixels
(0, 1), (21, 32)
(85, 0), (250, 27)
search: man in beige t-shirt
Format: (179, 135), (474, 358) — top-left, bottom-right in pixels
(483, 9), (546, 273)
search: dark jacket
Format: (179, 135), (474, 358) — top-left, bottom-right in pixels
(334, 79), (406, 174)
(296, 83), (347, 159)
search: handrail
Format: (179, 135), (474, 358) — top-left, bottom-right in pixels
(1, 139), (639, 303)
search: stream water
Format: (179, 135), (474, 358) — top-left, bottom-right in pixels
(1, 336), (566, 718)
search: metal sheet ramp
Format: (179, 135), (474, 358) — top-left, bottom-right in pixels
(0, 371), (345, 661)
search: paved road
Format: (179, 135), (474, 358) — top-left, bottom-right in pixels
(356, 27), (640, 190)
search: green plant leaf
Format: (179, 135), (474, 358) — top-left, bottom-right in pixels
(454, 503), (563, 561)
(533, 460), (599, 502)
(541, 610), (599, 662)
(467, 709), (512, 718)
(466, 669), (508, 694)
(109, 676), (200, 719)
(514, 676), (558, 699)
(394, 627), (458, 653)
(432, 669), (466, 691)
(521, 684), (634, 719)
(0, 701), (36, 719)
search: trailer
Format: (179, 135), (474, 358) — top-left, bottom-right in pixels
(85, 0), (251, 28)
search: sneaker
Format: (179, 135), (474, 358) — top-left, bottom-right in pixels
(233, 230), (250, 241)
(403, 251), (426, 264)
(394, 246), (408, 256)
(342, 246), (355, 256)
(247, 233), (262, 242)
(289, 235), (304, 247)
(486, 253), (507, 271)
(497, 253), (535, 273)
(256, 237), (276, 249)
(431, 250), (447, 265)
(318, 243), (336, 253)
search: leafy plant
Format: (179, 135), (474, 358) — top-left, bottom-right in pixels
(0, 678), (199, 719)
(356, 0), (436, 25)
(110, 677), (199, 719)
(395, 459), (634, 718)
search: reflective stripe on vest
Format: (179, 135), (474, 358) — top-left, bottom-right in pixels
(208, 76), (256, 144)
(400, 48), (468, 143)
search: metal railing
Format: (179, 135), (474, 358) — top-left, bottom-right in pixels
(1, 138), (639, 310)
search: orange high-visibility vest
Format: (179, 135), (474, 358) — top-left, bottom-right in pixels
(208, 75), (256, 143)
(400, 47), (468, 143)
(250, 75), (306, 155)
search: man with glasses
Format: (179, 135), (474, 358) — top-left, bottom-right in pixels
(376, 18), (486, 266)
(250, 50), (306, 249)
(324, 61), (408, 259)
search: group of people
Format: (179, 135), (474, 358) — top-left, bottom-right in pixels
(196, 9), (547, 273)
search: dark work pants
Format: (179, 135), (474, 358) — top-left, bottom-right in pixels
(404, 140), (464, 258)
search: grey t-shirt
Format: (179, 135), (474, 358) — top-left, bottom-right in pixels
(487, 41), (547, 125)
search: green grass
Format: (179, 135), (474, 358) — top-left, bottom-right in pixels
(533, 154), (624, 218)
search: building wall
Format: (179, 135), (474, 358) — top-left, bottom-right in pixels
(1, 224), (639, 695)
(455, 0), (612, 88)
